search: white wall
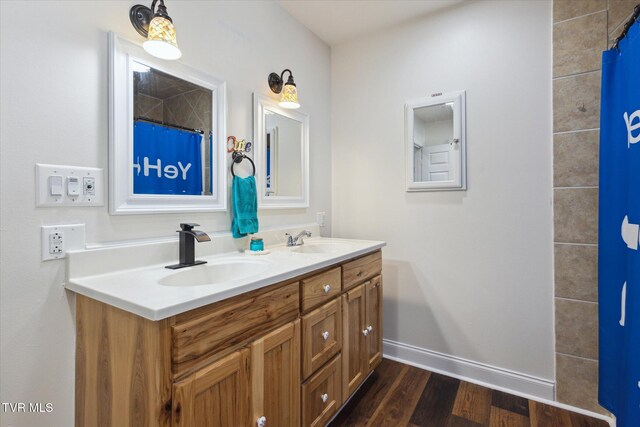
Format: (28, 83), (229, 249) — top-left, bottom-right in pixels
(332, 0), (555, 392)
(0, 1), (330, 425)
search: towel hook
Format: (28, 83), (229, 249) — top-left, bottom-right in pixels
(230, 151), (255, 177)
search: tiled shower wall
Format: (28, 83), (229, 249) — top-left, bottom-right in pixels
(553, 0), (636, 413)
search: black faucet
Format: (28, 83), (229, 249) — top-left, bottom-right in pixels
(165, 223), (211, 269)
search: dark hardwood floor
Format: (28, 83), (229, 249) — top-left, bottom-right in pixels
(329, 358), (609, 427)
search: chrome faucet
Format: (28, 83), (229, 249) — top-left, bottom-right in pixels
(166, 223), (211, 269)
(285, 230), (312, 247)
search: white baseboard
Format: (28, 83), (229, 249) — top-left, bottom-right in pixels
(383, 339), (615, 426)
(383, 338), (555, 399)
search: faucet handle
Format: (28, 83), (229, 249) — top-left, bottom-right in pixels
(180, 223), (200, 231)
(285, 233), (294, 246)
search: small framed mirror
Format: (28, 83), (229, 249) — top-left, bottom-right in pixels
(109, 32), (227, 214)
(405, 90), (466, 191)
(253, 94), (309, 208)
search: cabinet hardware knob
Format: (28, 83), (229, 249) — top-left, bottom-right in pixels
(257, 416), (267, 427)
(367, 325), (373, 333)
(321, 393), (329, 403)
(362, 329), (369, 337)
(323, 284), (331, 293)
(322, 331), (330, 341)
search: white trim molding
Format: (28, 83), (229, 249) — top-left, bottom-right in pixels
(383, 338), (555, 400)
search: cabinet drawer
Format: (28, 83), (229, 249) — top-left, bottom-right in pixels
(302, 354), (342, 427)
(342, 251), (382, 290)
(301, 267), (341, 312)
(302, 299), (342, 380)
(172, 282), (299, 378)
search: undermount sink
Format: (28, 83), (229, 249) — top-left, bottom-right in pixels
(159, 259), (271, 287)
(290, 241), (356, 254)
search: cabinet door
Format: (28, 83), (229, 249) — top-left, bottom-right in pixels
(365, 275), (383, 370)
(251, 320), (301, 427)
(341, 283), (367, 399)
(172, 348), (250, 427)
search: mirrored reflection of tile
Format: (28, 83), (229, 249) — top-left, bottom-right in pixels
(556, 353), (608, 415)
(608, 0), (637, 38)
(555, 298), (598, 359)
(555, 244), (598, 302)
(554, 130), (599, 187)
(554, 188), (598, 244)
(553, 12), (606, 77)
(553, 0), (606, 22)
(553, 72), (601, 132)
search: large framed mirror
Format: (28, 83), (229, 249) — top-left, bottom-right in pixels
(405, 90), (466, 191)
(109, 32), (227, 214)
(253, 94), (309, 208)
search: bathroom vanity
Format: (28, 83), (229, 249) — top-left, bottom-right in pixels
(68, 236), (384, 427)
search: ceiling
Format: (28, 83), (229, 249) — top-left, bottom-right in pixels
(277, 0), (465, 46)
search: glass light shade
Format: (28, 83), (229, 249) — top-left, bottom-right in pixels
(279, 83), (300, 109)
(143, 16), (182, 60)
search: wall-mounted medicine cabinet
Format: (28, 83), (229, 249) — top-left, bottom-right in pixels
(405, 90), (466, 192)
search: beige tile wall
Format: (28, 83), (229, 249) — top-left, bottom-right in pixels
(552, 0), (635, 414)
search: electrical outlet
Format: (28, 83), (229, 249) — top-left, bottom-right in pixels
(316, 212), (326, 227)
(41, 224), (85, 261)
(49, 232), (63, 254)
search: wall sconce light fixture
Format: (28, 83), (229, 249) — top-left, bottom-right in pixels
(268, 69), (300, 109)
(130, 0), (182, 60)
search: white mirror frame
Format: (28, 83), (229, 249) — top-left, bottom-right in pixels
(405, 90), (466, 192)
(253, 94), (309, 209)
(108, 32), (227, 214)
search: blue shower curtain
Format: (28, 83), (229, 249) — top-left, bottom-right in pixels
(599, 20), (639, 427)
(133, 121), (203, 195)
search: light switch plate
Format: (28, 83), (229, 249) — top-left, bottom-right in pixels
(36, 164), (104, 207)
(41, 224), (85, 261)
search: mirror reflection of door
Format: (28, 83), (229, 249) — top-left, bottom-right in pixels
(413, 103), (455, 182)
(264, 111), (303, 197)
(132, 61), (214, 195)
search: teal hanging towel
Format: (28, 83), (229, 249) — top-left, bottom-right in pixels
(231, 175), (259, 238)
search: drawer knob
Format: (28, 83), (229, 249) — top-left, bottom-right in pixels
(321, 393), (329, 403)
(362, 329), (369, 337)
(367, 325), (373, 333)
(321, 331), (330, 341)
(323, 284), (332, 293)
(257, 416), (267, 427)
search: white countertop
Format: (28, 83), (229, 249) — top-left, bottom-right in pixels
(65, 237), (385, 320)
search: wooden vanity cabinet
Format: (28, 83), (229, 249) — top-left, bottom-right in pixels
(341, 283), (367, 397)
(172, 348), (251, 427)
(341, 275), (383, 399)
(365, 276), (383, 370)
(251, 320), (301, 427)
(302, 298), (342, 380)
(172, 320), (301, 427)
(75, 250), (382, 427)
